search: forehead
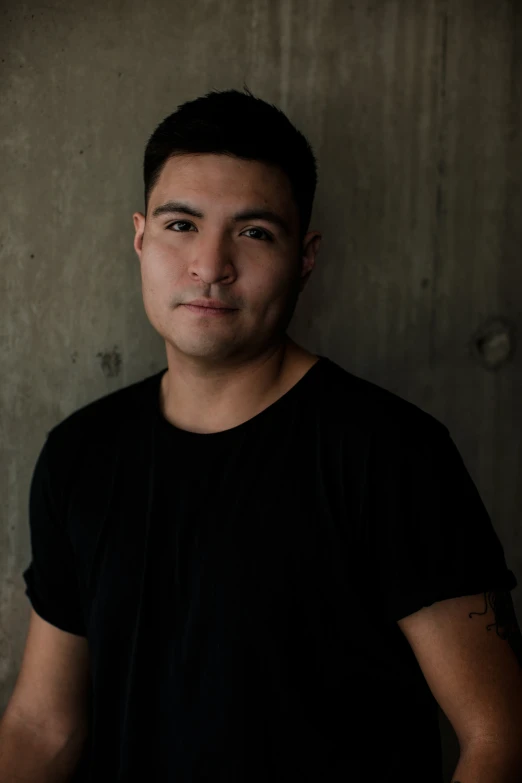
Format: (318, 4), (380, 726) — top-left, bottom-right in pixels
(151, 153), (296, 214)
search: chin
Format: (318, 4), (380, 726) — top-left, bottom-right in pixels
(164, 335), (239, 358)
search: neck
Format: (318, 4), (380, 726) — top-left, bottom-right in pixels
(159, 337), (313, 434)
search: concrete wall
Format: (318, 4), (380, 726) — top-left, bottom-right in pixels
(1, 0), (520, 779)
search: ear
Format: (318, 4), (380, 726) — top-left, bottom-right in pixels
(299, 232), (322, 292)
(133, 212), (146, 259)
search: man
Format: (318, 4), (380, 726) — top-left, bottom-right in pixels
(1, 87), (521, 782)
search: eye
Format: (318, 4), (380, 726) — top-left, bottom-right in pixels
(242, 227), (273, 242)
(165, 221), (272, 241)
(166, 221), (195, 232)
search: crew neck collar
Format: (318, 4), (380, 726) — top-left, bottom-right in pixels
(153, 355), (328, 439)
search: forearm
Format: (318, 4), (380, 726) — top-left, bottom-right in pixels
(452, 740), (522, 783)
(0, 712), (86, 783)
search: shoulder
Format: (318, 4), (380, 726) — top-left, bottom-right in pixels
(45, 368), (166, 461)
(319, 357), (448, 443)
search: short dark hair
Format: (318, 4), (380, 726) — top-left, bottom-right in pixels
(143, 85), (318, 242)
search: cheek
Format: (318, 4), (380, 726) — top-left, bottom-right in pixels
(252, 276), (300, 323)
(140, 244), (183, 292)
(258, 258), (300, 297)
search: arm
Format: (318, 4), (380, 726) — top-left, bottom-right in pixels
(0, 718), (87, 783)
(451, 738), (522, 783)
(0, 609), (90, 782)
(397, 590), (522, 782)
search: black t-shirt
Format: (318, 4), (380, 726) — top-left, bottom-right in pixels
(23, 355), (517, 782)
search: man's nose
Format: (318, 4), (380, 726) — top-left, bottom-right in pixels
(188, 234), (237, 283)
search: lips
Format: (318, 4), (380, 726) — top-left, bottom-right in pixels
(191, 305), (231, 310)
(184, 301), (235, 310)
(183, 303), (236, 316)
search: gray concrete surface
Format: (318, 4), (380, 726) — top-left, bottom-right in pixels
(1, 1), (520, 779)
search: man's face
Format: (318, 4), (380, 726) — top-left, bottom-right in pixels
(133, 153), (321, 364)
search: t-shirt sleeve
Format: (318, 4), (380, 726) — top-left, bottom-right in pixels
(365, 418), (518, 624)
(23, 432), (87, 636)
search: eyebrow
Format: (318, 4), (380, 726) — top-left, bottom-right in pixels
(150, 200), (290, 236)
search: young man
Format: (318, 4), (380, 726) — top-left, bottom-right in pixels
(2, 87), (521, 783)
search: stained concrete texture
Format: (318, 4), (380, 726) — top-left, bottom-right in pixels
(1, 1), (521, 780)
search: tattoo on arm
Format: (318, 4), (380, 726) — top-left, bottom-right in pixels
(468, 590), (522, 668)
